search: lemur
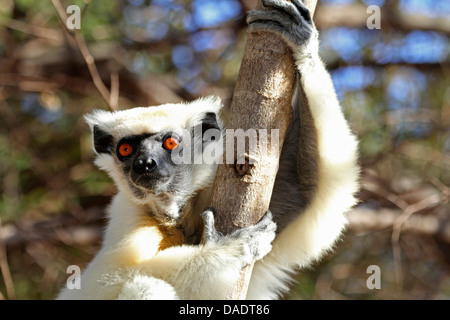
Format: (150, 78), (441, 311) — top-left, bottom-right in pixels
(58, 0), (359, 300)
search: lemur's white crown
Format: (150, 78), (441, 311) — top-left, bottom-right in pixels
(84, 96), (223, 141)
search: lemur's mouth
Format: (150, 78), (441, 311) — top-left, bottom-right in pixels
(130, 172), (171, 194)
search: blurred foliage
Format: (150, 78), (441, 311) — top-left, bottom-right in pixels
(0, 0), (448, 300)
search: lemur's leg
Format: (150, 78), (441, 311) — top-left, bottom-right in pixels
(246, 0), (360, 299)
(121, 209), (276, 299)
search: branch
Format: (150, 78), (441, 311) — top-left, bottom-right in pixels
(110, 71), (119, 109)
(0, 18), (63, 42)
(1, 207), (105, 249)
(347, 206), (450, 241)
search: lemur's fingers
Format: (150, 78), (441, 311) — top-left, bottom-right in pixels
(248, 10), (283, 27)
(227, 210), (276, 262)
(255, 210), (276, 233)
(290, 0), (312, 24)
(201, 208), (221, 243)
(259, 0), (302, 24)
(246, 210), (277, 261)
(247, 6), (314, 47)
(247, 10), (295, 33)
(202, 207), (215, 224)
(249, 0), (313, 26)
(260, 0), (312, 24)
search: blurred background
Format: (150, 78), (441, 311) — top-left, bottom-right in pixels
(0, 0), (448, 300)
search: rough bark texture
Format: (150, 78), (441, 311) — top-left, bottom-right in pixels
(208, 0), (318, 299)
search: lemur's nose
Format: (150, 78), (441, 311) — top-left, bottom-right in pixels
(133, 157), (157, 175)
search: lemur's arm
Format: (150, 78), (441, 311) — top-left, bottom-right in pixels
(245, 0), (360, 299)
(116, 209), (276, 300)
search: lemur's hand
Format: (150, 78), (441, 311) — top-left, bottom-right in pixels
(246, 0), (319, 62)
(202, 208), (276, 265)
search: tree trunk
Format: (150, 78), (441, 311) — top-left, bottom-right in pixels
(208, 0), (318, 299)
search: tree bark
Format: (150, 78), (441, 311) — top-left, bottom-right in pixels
(208, 0), (317, 299)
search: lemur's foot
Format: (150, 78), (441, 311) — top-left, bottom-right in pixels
(247, 0), (317, 48)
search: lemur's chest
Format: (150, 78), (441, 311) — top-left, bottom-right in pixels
(124, 216), (185, 265)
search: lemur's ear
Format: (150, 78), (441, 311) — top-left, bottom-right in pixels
(189, 95), (223, 136)
(201, 112), (220, 135)
(92, 125), (114, 154)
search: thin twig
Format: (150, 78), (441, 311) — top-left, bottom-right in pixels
(363, 180), (409, 210)
(1, 18), (63, 42)
(80, 0), (91, 19)
(73, 31), (113, 108)
(430, 177), (450, 197)
(110, 71), (120, 111)
(51, 0), (117, 111)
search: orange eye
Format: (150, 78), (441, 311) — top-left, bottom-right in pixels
(118, 143), (133, 157)
(163, 137), (179, 151)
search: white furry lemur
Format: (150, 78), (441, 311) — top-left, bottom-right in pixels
(58, 0), (359, 300)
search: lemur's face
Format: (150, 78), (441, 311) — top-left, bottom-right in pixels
(84, 97), (223, 210)
(113, 129), (187, 196)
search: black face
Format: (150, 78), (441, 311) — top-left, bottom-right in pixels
(116, 132), (186, 194)
(91, 112), (221, 199)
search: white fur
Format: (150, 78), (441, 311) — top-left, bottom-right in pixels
(117, 276), (179, 300)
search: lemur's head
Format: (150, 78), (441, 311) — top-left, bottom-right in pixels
(84, 96), (224, 222)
